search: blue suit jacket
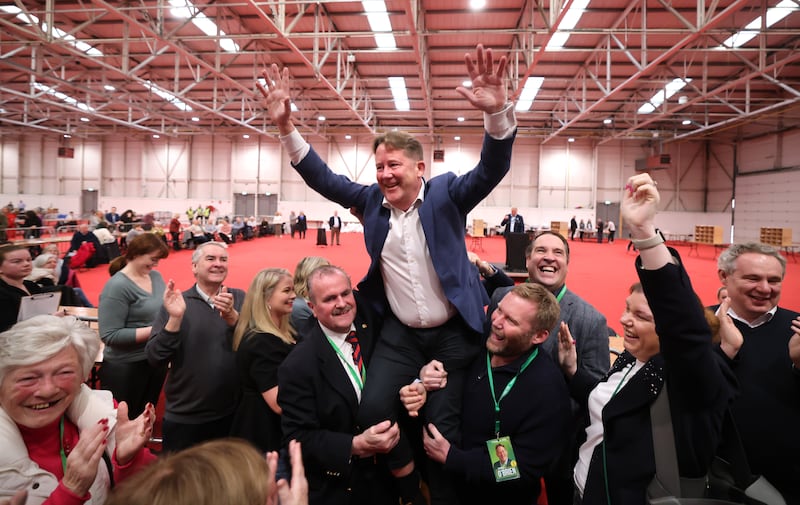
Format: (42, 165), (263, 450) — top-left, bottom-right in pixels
(293, 131), (516, 333)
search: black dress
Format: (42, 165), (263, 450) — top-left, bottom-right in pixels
(230, 330), (294, 453)
(0, 278), (45, 332)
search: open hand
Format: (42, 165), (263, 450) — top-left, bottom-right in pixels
(557, 321), (578, 377)
(257, 64), (294, 133)
(718, 298), (743, 359)
(455, 44), (508, 113)
(114, 401), (155, 465)
(62, 419), (108, 496)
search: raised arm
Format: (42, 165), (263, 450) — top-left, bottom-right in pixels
(257, 64), (295, 136)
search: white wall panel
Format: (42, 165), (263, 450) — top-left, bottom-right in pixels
(0, 137), (20, 195)
(739, 136), (778, 173)
(734, 171), (800, 243)
(784, 129), (800, 167)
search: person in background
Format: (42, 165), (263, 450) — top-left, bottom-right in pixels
(167, 214), (182, 251)
(0, 245), (47, 332)
(98, 233), (169, 418)
(68, 223), (104, 268)
(229, 268), (296, 453)
(296, 211), (308, 239)
(569, 216), (578, 241)
(715, 242), (800, 502)
(0, 315), (157, 505)
(595, 219), (604, 244)
(0, 207), (8, 244)
(329, 210), (343, 246)
(560, 173), (736, 504)
(104, 438), (309, 505)
(578, 219), (585, 241)
(501, 207), (525, 236)
(217, 218), (233, 245)
(606, 220), (616, 243)
(21, 210), (42, 239)
(146, 241), (245, 453)
(231, 216), (245, 242)
(290, 256), (331, 339)
(105, 206), (121, 224)
(289, 211), (298, 238)
(716, 286), (728, 304)
(28, 252), (93, 308)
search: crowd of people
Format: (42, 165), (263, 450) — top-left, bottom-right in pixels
(0, 44), (798, 505)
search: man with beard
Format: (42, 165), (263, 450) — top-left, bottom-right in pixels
(400, 283), (571, 505)
(278, 265), (399, 505)
(146, 241), (245, 452)
(488, 231), (608, 504)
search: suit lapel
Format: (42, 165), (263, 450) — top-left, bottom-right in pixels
(312, 325), (360, 414)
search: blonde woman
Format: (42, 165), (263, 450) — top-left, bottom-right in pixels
(290, 256), (330, 339)
(230, 268), (296, 452)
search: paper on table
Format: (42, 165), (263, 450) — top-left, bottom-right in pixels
(18, 292), (62, 322)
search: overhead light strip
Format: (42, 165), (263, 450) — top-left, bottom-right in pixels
(638, 77), (691, 114)
(515, 77), (545, 112)
(720, 0), (798, 49)
(1, 5), (103, 56)
(33, 82), (95, 112)
(169, 0), (239, 53)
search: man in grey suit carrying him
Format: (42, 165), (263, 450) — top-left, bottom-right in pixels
(488, 230), (609, 505)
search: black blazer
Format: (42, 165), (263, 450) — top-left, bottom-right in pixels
(570, 253), (736, 504)
(278, 297), (393, 505)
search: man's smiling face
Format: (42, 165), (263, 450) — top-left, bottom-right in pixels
(526, 233), (569, 292)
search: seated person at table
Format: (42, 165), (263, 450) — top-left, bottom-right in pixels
(0, 315), (156, 504)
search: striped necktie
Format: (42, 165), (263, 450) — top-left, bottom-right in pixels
(346, 330), (363, 374)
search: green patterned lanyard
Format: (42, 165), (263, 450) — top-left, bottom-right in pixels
(486, 348), (538, 437)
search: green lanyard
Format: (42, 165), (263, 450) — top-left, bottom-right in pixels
(326, 335), (366, 390)
(554, 284), (567, 303)
(486, 348), (539, 437)
(59, 415), (68, 474)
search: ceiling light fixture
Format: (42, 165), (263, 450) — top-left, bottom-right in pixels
(169, 0), (239, 53)
(638, 77), (692, 114)
(388, 76), (410, 111)
(515, 77), (545, 112)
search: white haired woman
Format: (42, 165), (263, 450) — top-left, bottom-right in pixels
(0, 315), (156, 504)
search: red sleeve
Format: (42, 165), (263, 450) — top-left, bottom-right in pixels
(41, 481), (90, 505)
(113, 447), (157, 484)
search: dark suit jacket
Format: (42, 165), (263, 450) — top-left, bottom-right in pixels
(490, 285), (609, 383)
(292, 132), (516, 334)
(328, 215), (342, 229)
(500, 213), (525, 235)
(278, 300), (394, 505)
(571, 253), (736, 504)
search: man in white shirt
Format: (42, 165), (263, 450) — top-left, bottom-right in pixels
(259, 44), (517, 505)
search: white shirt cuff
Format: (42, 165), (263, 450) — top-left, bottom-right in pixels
(279, 129), (311, 164)
(484, 102), (517, 140)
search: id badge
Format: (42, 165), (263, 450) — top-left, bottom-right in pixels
(487, 436), (520, 482)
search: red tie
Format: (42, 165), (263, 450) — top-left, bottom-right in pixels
(346, 330), (363, 374)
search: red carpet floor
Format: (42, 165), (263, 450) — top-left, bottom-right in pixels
(75, 232), (800, 335)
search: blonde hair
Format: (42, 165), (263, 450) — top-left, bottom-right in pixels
(233, 268), (295, 349)
(105, 438), (270, 505)
(293, 256), (330, 299)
